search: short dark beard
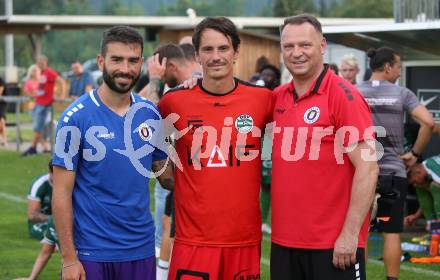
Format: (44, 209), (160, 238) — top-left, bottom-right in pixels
(102, 64), (140, 94)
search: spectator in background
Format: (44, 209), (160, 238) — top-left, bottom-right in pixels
(23, 64), (51, 152)
(23, 64), (41, 98)
(27, 161), (53, 241)
(0, 76), (7, 146)
(22, 55), (66, 156)
(68, 60), (93, 100)
(258, 64), (281, 90)
(340, 53), (360, 85)
(251, 63), (281, 235)
(249, 55), (270, 83)
(358, 47), (434, 280)
(405, 155), (440, 230)
(179, 43), (203, 78)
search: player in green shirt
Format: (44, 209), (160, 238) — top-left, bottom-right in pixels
(406, 155), (440, 226)
(27, 162), (52, 241)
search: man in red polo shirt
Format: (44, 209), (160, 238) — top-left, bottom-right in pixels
(271, 14), (379, 279)
(159, 17), (273, 279)
(23, 55), (66, 156)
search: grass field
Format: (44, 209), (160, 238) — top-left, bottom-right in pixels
(1, 150), (440, 279)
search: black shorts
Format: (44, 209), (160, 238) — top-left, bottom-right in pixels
(165, 192), (175, 238)
(270, 243), (366, 280)
(375, 175), (408, 233)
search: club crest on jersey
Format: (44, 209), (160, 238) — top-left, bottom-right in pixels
(235, 114), (254, 133)
(138, 123), (153, 141)
(304, 106), (320, 124)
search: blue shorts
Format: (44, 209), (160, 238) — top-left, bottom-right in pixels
(32, 105), (51, 133)
(75, 256), (155, 280)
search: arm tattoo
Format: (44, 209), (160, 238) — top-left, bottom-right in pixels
(146, 78), (161, 105)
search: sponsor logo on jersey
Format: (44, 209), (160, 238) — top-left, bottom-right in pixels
(303, 106), (320, 124)
(235, 114), (253, 133)
(275, 108), (285, 114)
(233, 269), (261, 280)
(138, 123), (152, 141)
(97, 132), (115, 139)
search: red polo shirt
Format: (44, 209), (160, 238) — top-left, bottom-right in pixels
(271, 65), (373, 249)
(36, 67), (58, 106)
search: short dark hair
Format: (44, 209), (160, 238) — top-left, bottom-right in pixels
(179, 43), (197, 62)
(192, 17), (241, 52)
(100, 25), (144, 56)
(280, 14), (322, 34)
(367, 47), (400, 72)
(154, 43), (185, 64)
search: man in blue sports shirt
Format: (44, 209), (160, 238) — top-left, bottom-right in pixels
(52, 25), (174, 280)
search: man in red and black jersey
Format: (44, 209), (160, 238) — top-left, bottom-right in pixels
(159, 17), (273, 279)
(271, 14), (379, 280)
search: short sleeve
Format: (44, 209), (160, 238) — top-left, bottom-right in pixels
(158, 94), (170, 120)
(402, 88), (420, 113)
(330, 84), (374, 147)
(52, 109), (83, 171)
(27, 182), (42, 201)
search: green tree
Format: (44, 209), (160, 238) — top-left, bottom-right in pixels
(14, 0), (92, 15)
(328, 0), (393, 18)
(273, 0), (317, 17)
(212, 0), (244, 16)
(102, 0), (144, 16)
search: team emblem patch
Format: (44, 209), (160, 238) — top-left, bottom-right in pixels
(235, 114), (254, 133)
(138, 123), (153, 141)
(304, 106), (320, 124)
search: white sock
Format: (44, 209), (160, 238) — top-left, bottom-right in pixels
(158, 259), (169, 269)
(156, 260), (169, 280)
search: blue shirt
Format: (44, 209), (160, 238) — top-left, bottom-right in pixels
(53, 90), (168, 262)
(69, 71), (93, 97)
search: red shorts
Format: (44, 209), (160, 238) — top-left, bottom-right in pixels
(169, 242), (261, 280)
